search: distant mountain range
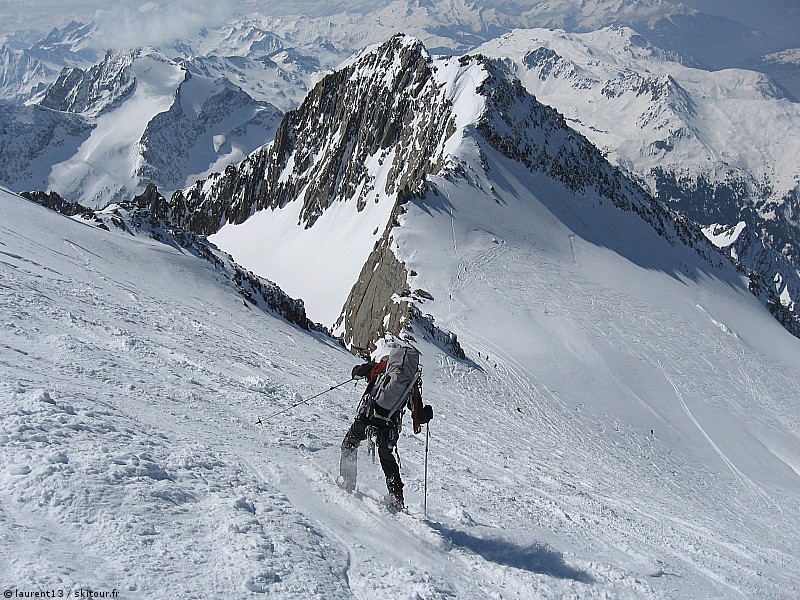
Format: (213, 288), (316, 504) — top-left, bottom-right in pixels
(1, 46), (282, 206)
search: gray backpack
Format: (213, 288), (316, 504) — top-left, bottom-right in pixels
(361, 346), (421, 424)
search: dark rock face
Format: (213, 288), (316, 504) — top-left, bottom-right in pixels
(132, 183), (171, 219)
(168, 34), (456, 236)
(706, 222), (800, 338)
(653, 167), (800, 266)
(20, 189), (89, 216)
(335, 216), (410, 354)
(39, 50), (136, 115)
(653, 169), (800, 334)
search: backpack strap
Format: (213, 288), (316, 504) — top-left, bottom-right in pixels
(410, 376), (424, 434)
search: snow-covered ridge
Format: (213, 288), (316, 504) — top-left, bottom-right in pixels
(173, 35), (467, 336)
(0, 48), (282, 208)
(475, 26), (800, 333)
(20, 185), (318, 332)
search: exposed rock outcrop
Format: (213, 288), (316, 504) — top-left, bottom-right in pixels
(168, 34), (456, 235)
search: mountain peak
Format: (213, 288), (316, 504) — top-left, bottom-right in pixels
(39, 48), (138, 115)
(171, 34), (455, 234)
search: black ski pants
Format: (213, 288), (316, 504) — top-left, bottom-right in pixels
(340, 415), (403, 495)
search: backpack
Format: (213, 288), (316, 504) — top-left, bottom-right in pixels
(360, 346), (421, 425)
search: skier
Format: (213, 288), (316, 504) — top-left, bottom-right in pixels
(338, 345), (432, 511)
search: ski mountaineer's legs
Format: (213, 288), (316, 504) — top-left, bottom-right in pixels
(376, 425), (404, 508)
(339, 417), (367, 492)
(339, 416), (404, 506)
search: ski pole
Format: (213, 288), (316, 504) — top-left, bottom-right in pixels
(423, 423), (430, 517)
(256, 377), (354, 424)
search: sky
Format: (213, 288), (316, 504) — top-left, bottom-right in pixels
(0, 0), (797, 51)
(679, 0), (799, 50)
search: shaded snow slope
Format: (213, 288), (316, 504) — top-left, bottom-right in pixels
(210, 180), (399, 327)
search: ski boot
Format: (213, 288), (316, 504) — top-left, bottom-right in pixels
(386, 489), (405, 513)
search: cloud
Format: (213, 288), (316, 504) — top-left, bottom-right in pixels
(91, 0), (237, 50)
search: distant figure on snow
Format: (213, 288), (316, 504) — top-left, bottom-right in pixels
(339, 345), (433, 511)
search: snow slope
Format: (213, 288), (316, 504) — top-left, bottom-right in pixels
(210, 182), (399, 327)
(3, 128), (800, 600)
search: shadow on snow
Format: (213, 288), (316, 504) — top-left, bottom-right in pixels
(427, 522), (595, 584)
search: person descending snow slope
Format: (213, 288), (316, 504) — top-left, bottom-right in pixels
(339, 345), (433, 511)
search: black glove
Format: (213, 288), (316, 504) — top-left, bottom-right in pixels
(351, 362), (375, 380)
(420, 405), (433, 424)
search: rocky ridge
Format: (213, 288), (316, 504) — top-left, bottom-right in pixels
(169, 35), (457, 235)
(168, 35), (465, 353)
(39, 49), (136, 116)
(164, 35), (800, 349)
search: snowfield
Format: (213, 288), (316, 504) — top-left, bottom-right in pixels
(2, 183), (800, 599)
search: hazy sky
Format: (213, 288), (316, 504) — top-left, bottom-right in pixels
(679, 0), (798, 49)
(0, 0), (797, 50)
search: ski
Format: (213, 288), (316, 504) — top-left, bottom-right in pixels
(297, 444), (410, 516)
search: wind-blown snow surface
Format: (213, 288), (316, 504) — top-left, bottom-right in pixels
(2, 185), (800, 599)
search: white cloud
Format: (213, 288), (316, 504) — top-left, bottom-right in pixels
(91, 0), (237, 50)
